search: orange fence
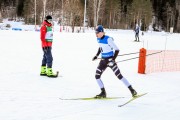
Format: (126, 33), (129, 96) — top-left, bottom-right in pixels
(138, 49), (180, 74)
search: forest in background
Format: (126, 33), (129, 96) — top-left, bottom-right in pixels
(0, 0), (180, 33)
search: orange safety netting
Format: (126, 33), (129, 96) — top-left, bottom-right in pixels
(145, 50), (180, 73)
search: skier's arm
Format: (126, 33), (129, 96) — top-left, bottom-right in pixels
(96, 47), (101, 57)
(40, 25), (48, 47)
(92, 48), (101, 61)
(108, 38), (119, 60)
(40, 25), (46, 41)
(113, 50), (119, 60)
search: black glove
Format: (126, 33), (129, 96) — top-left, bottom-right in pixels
(92, 56), (98, 61)
(108, 58), (115, 67)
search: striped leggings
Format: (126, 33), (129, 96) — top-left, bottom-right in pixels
(95, 58), (123, 80)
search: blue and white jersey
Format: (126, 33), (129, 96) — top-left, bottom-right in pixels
(97, 35), (119, 58)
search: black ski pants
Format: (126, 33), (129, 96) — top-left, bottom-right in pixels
(95, 58), (123, 80)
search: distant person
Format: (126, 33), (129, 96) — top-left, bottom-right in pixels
(92, 25), (137, 98)
(134, 24), (140, 42)
(40, 15), (58, 78)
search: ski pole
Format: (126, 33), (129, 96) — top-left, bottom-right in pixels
(116, 51), (162, 63)
(117, 52), (139, 56)
(97, 52), (139, 60)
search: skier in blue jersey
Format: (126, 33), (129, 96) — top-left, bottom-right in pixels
(92, 25), (137, 98)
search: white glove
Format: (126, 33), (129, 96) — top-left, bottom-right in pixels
(108, 58), (115, 67)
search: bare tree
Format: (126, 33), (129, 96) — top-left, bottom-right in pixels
(87, 0), (105, 28)
(63, 0), (83, 32)
(104, 0), (120, 29)
(43, 0), (47, 19)
(176, 0), (180, 32)
(0, 11), (2, 22)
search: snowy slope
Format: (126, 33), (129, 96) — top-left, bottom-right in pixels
(0, 29), (180, 120)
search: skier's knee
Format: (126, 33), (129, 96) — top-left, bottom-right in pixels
(95, 72), (101, 79)
(95, 74), (100, 79)
(95, 68), (102, 79)
(116, 72), (123, 79)
(118, 74), (123, 80)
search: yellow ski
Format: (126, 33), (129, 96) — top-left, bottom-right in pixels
(118, 93), (147, 107)
(59, 96), (124, 100)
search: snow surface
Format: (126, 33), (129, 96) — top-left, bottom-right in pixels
(0, 25), (180, 120)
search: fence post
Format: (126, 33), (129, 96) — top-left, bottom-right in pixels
(138, 48), (146, 74)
